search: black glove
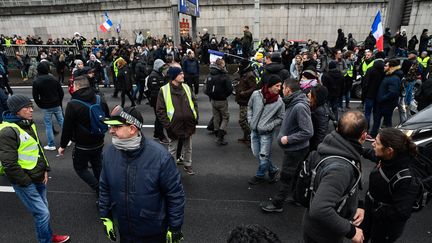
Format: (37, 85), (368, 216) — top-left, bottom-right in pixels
(166, 230), (183, 243)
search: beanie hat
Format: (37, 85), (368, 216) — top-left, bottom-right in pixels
(167, 66), (183, 80)
(7, 95), (32, 114)
(267, 74), (282, 88)
(408, 50), (418, 56)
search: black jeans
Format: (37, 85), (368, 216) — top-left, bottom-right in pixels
(121, 89), (136, 107)
(273, 147), (310, 207)
(185, 75), (199, 95)
(72, 146), (103, 192)
(152, 105), (165, 139)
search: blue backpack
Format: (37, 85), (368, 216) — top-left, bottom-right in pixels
(71, 95), (108, 135)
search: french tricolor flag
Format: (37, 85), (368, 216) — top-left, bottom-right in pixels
(99, 13), (113, 33)
(371, 11), (383, 52)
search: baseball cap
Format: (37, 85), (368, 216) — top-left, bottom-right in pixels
(103, 105), (143, 130)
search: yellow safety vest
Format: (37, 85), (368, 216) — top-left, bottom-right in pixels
(417, 56), (430, 68)
(345, 64), (354, 78)
(362, 59), (374, 74)
(113, 57), (123, 78)
(161, 83), (197, 122)
(0, 122), (47, 175)
(5, 39), (11, 47)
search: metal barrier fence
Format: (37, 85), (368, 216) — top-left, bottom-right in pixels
(1, 44), (80, 57)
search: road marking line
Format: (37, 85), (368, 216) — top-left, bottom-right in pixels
(0, 186), (14, 192)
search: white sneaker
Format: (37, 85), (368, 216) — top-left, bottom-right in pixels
(43, 145), (56, 151)
(67, 141), (72, 147)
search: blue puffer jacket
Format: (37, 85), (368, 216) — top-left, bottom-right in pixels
(99, 136), (185, 238)
(376, 67), (403, 106)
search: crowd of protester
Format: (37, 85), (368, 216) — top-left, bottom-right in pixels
(0, 25), (431, 243)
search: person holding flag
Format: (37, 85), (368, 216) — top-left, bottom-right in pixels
(371, 11), (384, 52)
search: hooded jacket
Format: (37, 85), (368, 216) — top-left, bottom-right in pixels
(182, 57), (200, 76)
(0, 113), (50, 187)
(156, 82), (198, 139)
(99, 137), (185, 238)
(322, 68), (344, 99)
(376, 66), (403, 105)
(60, 87), (109, 149)
(247, 90), (285, 134)
(205, 64), (233, 101)
(303, 131), (363, 243)
(147, 60), (167, 106)
(235, 69), (257, 106)
(261, 63), (290, 86)
(277, 91), (313, 151)
(32, 61), (64, 109)
(310, 88), (330, 151)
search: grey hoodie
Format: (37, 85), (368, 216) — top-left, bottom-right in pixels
(153, 59), (165, 72)
(247, 90), (285, 134)
(277, 91), (313, 151)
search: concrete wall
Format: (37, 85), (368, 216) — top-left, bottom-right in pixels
(0, 0), (430, 45)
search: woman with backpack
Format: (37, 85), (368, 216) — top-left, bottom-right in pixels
(361, 128), (420, 243)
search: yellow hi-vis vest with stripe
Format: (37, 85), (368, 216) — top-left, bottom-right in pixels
(161, 83), (197, 122)
(113, 57), (123, 78)
(0, 122), (47, 175)
(417, 56), (430, 69)
(345, 64), (354, 78)
(362, 59), (374, 74)
(5, 38), (11, 47)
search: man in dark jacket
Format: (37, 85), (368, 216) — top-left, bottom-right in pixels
(370, 59), (403, 138)
(156, 66), (198, 175)
(0, 95), (70, 243)
(261, 79), (313, 212)
(241, 26), (253, 58)
(235, 61), (257, 143)
(335, 28), (346, 50)
(384, 27), (392, 57)
(32, 61), (64, 151)
(395, 30), (408, 57)
(205, 58), (233, 145)
(362, 52), (385, 132)
(261, 52), (290, 87)
(58, 76), (109, 195)
(100, 106), (185, 243)
(134, 54), (149, 105)
(416, 72), (432, 111)
(322, 61), (344, 121)
(0, 86), (8, 122)
(182, 50), (200, 95)
(303, 111), (367, 243)
(419, 29), (431, 53)
(147, 59), (169, 144)
(364, 32), (376, 51)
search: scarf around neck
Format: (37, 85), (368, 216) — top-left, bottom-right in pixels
(261, 85), (279, 104)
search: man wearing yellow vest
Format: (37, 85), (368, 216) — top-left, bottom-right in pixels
(359, 50), (374, 105)
(418, 51), (430, 81)
(156, 65), (198, 175)
(0, 95), (69, 243)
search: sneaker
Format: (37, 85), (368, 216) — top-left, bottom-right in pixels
(67, 141), (72, 147)
(183, 166), (195, 175)
(268, 169), (280, 184)
(176, 155), (184, 165)
(248, 176), (266, 185)
(261, 201), (283, 213)
(52, 234), (70, 243)
(366, 135), (375, 142)
(159, 137), (170, 145)
(43, 145), (56, 151)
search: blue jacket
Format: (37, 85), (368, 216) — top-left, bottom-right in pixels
(0, 88), (8, 122)
(182, 58), (200, 76)
(376, 67), (403, 106)
(99, 136), (185, 238)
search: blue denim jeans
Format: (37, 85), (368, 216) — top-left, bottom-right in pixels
(42, 106), (64, 147)
(364, 98), (375, 130)
(370, 103), (395, 138)
(13, 183), (52, 243)
(404, 80), (415, 106)
(103, 67), (110, 87)
(250, 130), (278, 178)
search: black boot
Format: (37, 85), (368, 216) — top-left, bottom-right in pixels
(216, 130), (228, 146)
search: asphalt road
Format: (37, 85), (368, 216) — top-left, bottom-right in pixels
(0, 86), (431, 243)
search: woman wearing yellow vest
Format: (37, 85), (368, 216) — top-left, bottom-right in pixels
(0, 95), (70, 243)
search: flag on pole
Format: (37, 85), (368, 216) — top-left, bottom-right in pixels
(99, 12), (113, 32)
(208, 50), (225, 64)
(371, 11), (383, 51)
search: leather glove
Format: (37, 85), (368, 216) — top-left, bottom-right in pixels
(101, 217), (116, 241)
(166, 230), (183, 243)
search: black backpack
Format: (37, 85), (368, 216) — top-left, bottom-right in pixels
(71, 95), (108, 135)
(380, 153), (432, 212)
(293, 151), (361, 213)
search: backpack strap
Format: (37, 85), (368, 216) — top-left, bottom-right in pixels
(311, 156), (361, 213)
(379, 168), (412, 193)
